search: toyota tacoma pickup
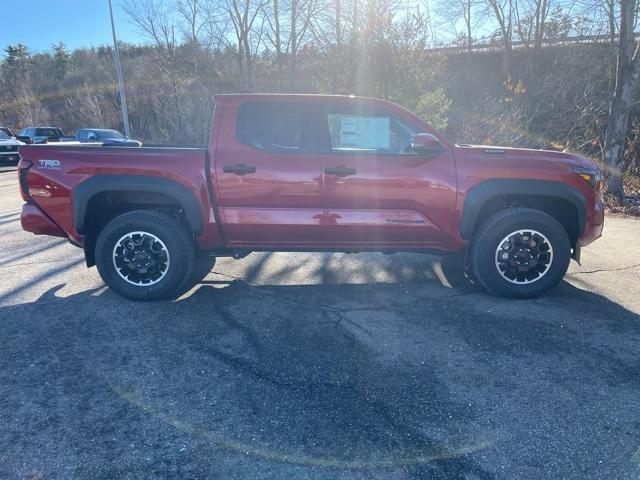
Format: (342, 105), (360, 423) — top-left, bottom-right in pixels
(18, 94), (604, 300)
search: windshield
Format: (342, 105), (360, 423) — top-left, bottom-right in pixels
(97, 130), (125, 140)
(0, 131), (10, 140)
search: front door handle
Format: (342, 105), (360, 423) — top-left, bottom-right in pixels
(223, 164), (256, 175)
(324, 166), (356, 177)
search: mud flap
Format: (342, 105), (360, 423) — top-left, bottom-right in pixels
(572, 245), (581, 265)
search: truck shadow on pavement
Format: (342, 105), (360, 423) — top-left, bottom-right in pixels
(1, 260), (640, 479)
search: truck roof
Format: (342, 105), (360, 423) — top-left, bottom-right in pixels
(212, 93), (395, 107)
(77, 128), (121, 132)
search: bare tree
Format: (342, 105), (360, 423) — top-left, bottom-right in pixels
(603, 0), (640, 199)
(437, 0), (484, 94)
(485, 0), (514, 76)
(264, 0), (285, 88)
(226, 0), (268, 89)
(265, 0), (322, 90)
(605, 0), (619, 95)
(122, 0), (177, 51)
(174, 0), (205, 44)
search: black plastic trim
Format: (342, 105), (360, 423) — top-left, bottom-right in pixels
(460, 179), (586, 239)
(72, 175), (203, 235)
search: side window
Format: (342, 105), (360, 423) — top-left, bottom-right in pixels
(237, 102), (311, 152)
(78, 130), (88, 141)
(325, 106), (423, 154)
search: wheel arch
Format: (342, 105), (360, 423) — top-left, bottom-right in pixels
(73, 176), (203, 267)
(460, 179), (586, 247)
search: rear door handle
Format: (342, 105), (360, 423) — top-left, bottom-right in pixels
(223, 164), (256, 175)
(324, 166), (356, 177)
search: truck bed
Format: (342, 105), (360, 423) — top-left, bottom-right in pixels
(18, 144), (215, 247)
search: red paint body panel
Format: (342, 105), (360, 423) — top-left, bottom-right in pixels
(18, 94), (603, 258)
(211, 95), (462, 251)
(212, 101), (325, 245)
(20, 203), (67, 238)
(452, 145), (605, 245)
(19, 145), (223, 249)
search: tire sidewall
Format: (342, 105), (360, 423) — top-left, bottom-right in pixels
(473, 210), (571, 298)
(95, 212), (193, 301)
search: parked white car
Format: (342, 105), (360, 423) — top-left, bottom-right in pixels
(0, 130), (23, 162)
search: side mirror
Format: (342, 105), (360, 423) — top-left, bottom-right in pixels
(411, 133), (444, 156)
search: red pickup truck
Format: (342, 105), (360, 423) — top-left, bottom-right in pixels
(18, 94), (604, 300)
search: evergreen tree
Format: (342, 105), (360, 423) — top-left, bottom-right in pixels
(52, 41), (71, 81)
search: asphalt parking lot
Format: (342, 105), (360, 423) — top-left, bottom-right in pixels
(1, 166), (640, 479)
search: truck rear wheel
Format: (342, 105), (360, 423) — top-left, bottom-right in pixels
(470, 208), (571, 298)
(95, 210), (195, 301)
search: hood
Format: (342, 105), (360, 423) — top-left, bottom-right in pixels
(0, 138), (24, 146)
(455, 144), (596, 170)
(102, 137), (142, 147)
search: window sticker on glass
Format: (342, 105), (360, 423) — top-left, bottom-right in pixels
(328, 114), (391, 151)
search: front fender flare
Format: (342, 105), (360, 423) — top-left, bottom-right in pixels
(459, 179), (586, 239)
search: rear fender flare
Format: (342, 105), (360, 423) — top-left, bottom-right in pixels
(72, 175), (203, 235)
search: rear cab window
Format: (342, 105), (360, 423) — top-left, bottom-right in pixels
(236, 101), (326, 153)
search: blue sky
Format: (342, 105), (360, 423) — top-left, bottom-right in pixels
(0, 1), (146, 56)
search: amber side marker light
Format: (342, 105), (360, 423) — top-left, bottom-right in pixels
(572, 166), (602, 190)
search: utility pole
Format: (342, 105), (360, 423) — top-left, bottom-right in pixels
(108, 0), (131, 137)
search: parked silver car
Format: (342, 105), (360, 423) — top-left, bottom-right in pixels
(0, 130), (23, 163)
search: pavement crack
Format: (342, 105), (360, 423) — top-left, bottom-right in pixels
(572, 263), (640, 275)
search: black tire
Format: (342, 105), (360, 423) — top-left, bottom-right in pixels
(175, 252), (217, 296)
(95, 210), (195, 301)
(470, 208), (571, 299)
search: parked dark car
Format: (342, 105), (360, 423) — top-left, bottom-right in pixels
(18, 127), (66, 144)
(76, 129), (142, 147)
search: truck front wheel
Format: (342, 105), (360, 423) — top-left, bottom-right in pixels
(95, 210), (195, 301)
(470, 208), (571, 298)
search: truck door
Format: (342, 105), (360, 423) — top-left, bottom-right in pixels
(316, 102), (458, 248)
(212, 100), (326, 247)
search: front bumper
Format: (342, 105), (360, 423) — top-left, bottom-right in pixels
(577, 196), (605, 247)
(0, 152), (20, 162)
(578, 221), (604, 247)
(21, 203), (67, 238)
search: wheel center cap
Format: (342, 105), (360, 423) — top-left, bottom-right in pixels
(510, 247), (538, 270)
